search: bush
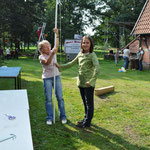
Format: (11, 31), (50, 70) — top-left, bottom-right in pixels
(94, 45), (102, 50)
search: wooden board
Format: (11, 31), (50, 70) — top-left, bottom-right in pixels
(95, 85), (114, 96)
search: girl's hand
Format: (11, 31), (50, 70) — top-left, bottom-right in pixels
(51, 48), (57, 55)
(55, 63), (60, 68)
(53, 28), (58, 34)
(85, 82), (90, 86)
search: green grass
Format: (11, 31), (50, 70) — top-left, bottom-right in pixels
(0, 55), (150, 150)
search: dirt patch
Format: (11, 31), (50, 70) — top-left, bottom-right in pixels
(124, 125), (141, 142)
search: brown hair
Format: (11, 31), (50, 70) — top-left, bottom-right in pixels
(38, 40), (51, 54)
(81, 35), (94, 53)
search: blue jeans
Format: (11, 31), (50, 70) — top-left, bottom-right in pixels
(139, 60), (143, 71)
(43, 76), (66, 121)
(123, 56), (129, 69)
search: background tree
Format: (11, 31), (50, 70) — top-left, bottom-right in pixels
(44, 0), (98, 46)
(0, 0), (45, 49)
(93, 0), (146, 48)
(0, 0), (147, 51)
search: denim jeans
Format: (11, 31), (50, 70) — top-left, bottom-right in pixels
(79, 87), (94, 125)
(139, 60), (143, 71)
(43, 76), (66, 121)
(123, 56), (129, 69)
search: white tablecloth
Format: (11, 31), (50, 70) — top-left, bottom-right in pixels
(0, 90), (29, 110)
(0, 90), (33, 150)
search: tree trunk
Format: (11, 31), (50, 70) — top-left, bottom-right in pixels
(28, 42), (29, 50)
(116, 27), (120, 48)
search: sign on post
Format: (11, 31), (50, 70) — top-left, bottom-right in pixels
(64, 39), (81, 54)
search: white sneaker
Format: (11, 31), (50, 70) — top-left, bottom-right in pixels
(46, 120), (52, 125)
(62, 119), (67, 124)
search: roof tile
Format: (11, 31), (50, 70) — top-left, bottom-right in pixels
(133, 0), (150, 34)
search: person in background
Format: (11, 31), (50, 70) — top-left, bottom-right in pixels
(15, 47), (19, 59)
(109, 50), (113, 55)
(137, 47), (144, 71)
(114, 48), (119, 66)
(6, 46), (11, 59)
(56, 35), (100, 128)
(123, 46), (130, 70)
(38, 28), (67, 125)
(10, 50), (15, 58)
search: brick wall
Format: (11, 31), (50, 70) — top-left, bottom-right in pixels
(129, 35), (150, 68)
(129, 40), (139, 53)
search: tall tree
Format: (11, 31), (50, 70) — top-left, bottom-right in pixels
(44, 0), (98, 45)
(0, 0), (45, 48)
(93, 0), (146, 48)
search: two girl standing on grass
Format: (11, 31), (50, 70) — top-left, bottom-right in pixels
(56, 35), (100, 128)
(39, 31), (100, 128)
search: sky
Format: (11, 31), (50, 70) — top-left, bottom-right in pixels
(84, 19), (100, 36)
(84, 27), (95, 36)
(83, 10), (100, 36)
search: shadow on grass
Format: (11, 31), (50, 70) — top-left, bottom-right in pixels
(95, 91), (119, 100)
(66, 120), (149, 150)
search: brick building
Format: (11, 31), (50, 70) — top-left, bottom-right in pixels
(130, 0), (150, 69)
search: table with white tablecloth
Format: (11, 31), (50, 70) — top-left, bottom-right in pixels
(0, 89), (34, 150)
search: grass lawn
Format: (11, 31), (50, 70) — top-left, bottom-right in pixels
(0, 54), (150, 150)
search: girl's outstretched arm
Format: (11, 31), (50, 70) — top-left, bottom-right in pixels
(55, 62), (60, 68)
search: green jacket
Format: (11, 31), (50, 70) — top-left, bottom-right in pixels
(60, 52), (100, 87)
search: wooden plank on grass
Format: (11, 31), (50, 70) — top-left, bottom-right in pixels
(95, 85), (114, 96)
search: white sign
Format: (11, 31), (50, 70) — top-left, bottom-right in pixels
(74, 34), (82, 40)
(64, 39), (81, 54)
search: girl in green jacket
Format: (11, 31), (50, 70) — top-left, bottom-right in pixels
(56, 35), (100, 128)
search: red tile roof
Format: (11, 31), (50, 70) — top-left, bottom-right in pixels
(121, 35), (140, 52)
(131, 0), (150, 35)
